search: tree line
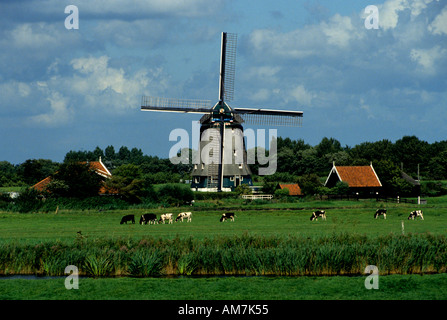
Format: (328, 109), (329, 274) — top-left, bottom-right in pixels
(1, 135), (446, 198)
(0, 145), (192, 188)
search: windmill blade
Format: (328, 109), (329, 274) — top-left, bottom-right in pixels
(233, 108), (303, 127)
(141, 96), (211, 114)
(219, 32), (237, 102)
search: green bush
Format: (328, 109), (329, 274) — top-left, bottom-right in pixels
(157, 184), (193, 207)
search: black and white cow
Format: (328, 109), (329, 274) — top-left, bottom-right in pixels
(374, 209), (387, 219)
(140, 213), (157, 225)
(310, 210), (326, 221)
(159, 213), (173, 224)
(120, 214), (135, 224)
(408, 210), (424, 220)
(220, 212), (235, 222)
(175, 212), (192, 222)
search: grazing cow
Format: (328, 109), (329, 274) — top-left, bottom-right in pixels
(374, 209), (387, 219)
(408, 210), (424, 220)
(140, 213), (157, 225)
(120, 214), (135, 224)
(159, 213), (173, 224)
(220, 212), (235, 222)
(310, 210), (326, 221)
(175, 212), (192, 222)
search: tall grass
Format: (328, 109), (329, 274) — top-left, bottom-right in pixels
(0, 233), (446, 277)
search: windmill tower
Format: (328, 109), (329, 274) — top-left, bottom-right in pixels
(141, 32), (303, 192)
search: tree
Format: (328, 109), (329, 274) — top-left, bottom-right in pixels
(316, 137), (342, 157)
(0, 161), (22, 187)
(105, 164), (147, 203)
(298, 174), (322, 196)
(392, 136), (429, 176)
(19, 159), (59, 186)
(373, 160), (402, 196)
(51, 162), (103, 198)
(104, 145), (116, 161)
(427, 151), (447, 179)
(261, 180), (277, 195)
(332, 181), (350, 195)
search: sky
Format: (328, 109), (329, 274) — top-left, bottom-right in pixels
(0, 0), (446, 164)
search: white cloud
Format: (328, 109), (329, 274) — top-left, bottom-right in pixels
(66, 55), (170, 114)
(379, 0), (438, 30)
(428, 6), (447, 35)
(410, 45), (447, 74)
(29, 90), (73, 126)
(249, 88), (272, 102)
(8, 24), (58, 48)
(321, 14), (363, 48)
(248, 28), (325, 60)
(289, 85), (316, 106)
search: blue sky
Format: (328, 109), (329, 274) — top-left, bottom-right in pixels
(1, 0), (446, 164)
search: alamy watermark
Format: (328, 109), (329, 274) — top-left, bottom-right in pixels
(364, 5), (379, 29)
(364, 265), (379, 290)
(65, 5), (79, 30)
(169, 121), (277, 175)
(64, 265), (79, 289)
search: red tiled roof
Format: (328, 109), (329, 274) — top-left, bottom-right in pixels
(80, 160), (111, 178)
(32, 176), (52, 192)
(329, 165), (382, 188)
(278, 183), (302, 196)
(31, 158), (112, 194)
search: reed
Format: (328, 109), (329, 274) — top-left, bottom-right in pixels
(0, 233), (446, 277)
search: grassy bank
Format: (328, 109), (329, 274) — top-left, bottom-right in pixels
(1, 274), (447, 300)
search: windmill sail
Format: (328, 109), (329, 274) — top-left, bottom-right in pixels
(233, 108), (303, 127)
(219, 32), (237, 102)
(141, 96), (211, 114)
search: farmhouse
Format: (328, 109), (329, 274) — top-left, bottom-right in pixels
(324, 162), (382, 195)
(276, 183), (302, 196)
(32, 157), (113, 194)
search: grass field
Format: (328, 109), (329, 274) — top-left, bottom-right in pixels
(1, 196), (446, 300)
(1, 199), (446, 243)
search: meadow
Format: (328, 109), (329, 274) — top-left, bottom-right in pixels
(1, 198), (446, 243)
(1, 196), (446, 299)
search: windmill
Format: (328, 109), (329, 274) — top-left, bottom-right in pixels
(141, 32), (303, 192)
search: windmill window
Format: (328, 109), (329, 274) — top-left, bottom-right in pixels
(194, 164), (198, 170)
(230, 176), (234, 181)
(194, 177), (199, 183)
(201, 164), (204, 170)
(239, 163), (243, 169)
